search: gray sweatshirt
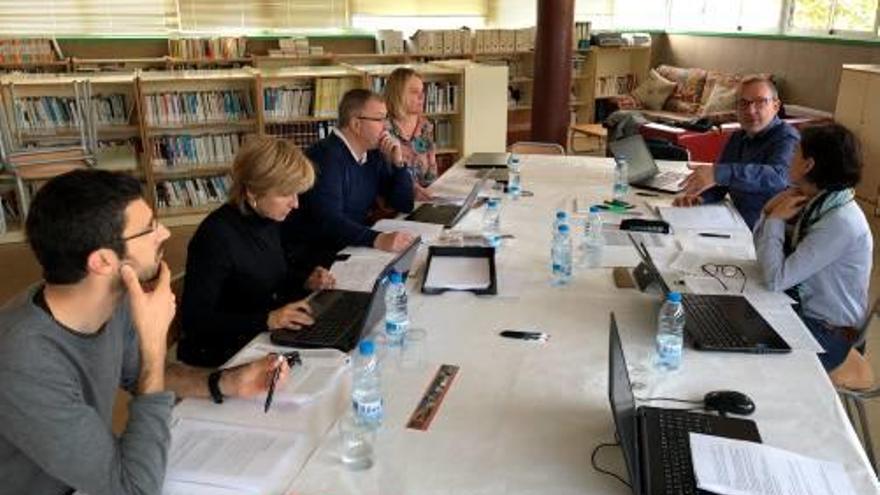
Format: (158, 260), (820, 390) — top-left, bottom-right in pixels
(0, 287), (175, 495)
(754, 201), (873, 328)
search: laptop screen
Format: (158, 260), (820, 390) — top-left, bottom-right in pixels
(608, 135), (659, 184)
(608, 313), (641, 494)
(627, 234), (672, 295)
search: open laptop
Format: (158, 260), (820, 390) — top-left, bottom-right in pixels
(608, 313), (762, 494)
(464, 152), (510, 169)
(628, 236), (791, 354)
(608, 135), (688, 193)
(270, 238), (420, 352)
(405, 177), (486, 228)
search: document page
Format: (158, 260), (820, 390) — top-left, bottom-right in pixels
(165, 418), (306, 493)
(373, 218), (444, 242)
(330, 247), (395, 292)
(689, 433), (857, 495)
(424, 256), (491, 290)
(658, 204), (742, 231)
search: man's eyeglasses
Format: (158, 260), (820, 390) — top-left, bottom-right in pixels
(356, 115), (387, 123)
(123, 217), (158, 242)
(737, 97), (775, 110)
(701, 263), (747, 293)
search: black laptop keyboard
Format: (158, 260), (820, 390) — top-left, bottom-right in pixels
(681, 294), (751, 349)
(291, 294), (370, 346)
(656, 410), (715, 494)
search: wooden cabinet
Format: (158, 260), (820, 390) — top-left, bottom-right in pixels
(835, 65), (880, 219)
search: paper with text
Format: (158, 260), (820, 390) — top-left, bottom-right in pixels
(330, 247), (395, 292)
(165, 418), (306, 494)
(373, 218), (444, 242)
(659, 204), (743, 231)
(689, 433), (856, 495)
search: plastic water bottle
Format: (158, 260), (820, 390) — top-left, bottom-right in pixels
(352, 340), (383, 428)
(384, 271), (409, 347)
(482, 197), (502, 247)
(613, 158), (629, 201)
(579, 206), (605, 268)
(507, 154), (522, 200)
(551, 223), (573, 286)
(655, 292), (685, 371)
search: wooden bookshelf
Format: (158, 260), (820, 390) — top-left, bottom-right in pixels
(0, 60), (507, 232)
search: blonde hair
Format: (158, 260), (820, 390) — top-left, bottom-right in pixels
(229, 135), (315, 213)
(384, 67), (422, 121)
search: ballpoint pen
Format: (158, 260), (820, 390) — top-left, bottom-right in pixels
(264, 352), (302, 414)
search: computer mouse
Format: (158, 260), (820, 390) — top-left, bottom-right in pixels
(703, 390), (756, 416)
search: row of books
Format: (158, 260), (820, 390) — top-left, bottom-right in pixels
(432, 119), (454, 148)
(263, 84), (314, 120)
(14, 94), (128, 130)
(596, 74), (637, 98)
(169, 38), (247, 60)
(409, 29), (471, 55)
(151, 133), (242, 169)
(314, 78), (359, 119)
(0, 38), (61, 63)
(266, 121), (334, 150)
(369, 79), (459, 114)
(474, 28), (535, 54)
(143, 91), (254, 127)
(155, 176), (231, 209)
(574, 22), (592, 50)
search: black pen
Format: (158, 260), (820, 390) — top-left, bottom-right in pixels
(263, 352), (301, 414)
(698, 232), (731, 239)
(635, 191), (660, 197)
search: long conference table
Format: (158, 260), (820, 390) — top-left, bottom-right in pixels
(173, 155), (880, 494)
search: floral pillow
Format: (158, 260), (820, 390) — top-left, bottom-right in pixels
(655, 65), (707, 114)
(630, 69), (677, 111)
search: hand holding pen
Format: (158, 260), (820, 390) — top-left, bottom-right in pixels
(264, 351), (302, 414)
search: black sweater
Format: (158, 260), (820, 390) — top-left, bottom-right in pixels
(298, 133), (414, 251)
(178, 203), (313, 367)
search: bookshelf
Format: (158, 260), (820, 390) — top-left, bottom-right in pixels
(0, 59), (506, 237)
(137, 69), (258, 222)
(258, 66), (363, 149)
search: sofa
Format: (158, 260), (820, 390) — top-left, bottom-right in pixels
(610, 64), (772, 125)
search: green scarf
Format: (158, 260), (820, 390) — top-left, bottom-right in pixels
(791, 188), (855, 248)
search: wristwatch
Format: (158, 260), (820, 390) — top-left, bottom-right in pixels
(208, 369), (224, 404)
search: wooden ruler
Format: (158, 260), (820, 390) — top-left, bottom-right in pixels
(407, 364), (459, 431)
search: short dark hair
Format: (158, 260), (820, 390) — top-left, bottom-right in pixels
(739, 75), (778, 100)
(337, 88), (383, 129)
(26, 169), (143, 284)
(800, 123), (862, 191)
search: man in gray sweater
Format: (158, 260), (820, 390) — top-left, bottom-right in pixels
(0, 170), (291, 495)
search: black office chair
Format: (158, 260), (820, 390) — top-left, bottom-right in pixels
(645, 138), (690, 162)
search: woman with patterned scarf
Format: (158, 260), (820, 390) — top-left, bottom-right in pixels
(384, 67), (439, 202)
(754, 123), (872, 377)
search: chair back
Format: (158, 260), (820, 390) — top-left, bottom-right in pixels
(508, 141), (565, 156)
(831, 297), (879, 390)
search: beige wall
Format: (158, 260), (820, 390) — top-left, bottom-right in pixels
(652, 34), (880, 112)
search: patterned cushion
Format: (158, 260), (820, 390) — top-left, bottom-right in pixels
(655, 65), (707, 115)
(610, 94), (642, 110)
(700, 77), (739, 115)
(630, 69), (677, 111)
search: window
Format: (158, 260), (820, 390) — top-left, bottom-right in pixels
(175, 0), (348, 33)
(613, 0), (668, 30)
(0, 0), (175, 36)
(788, 0), (879, 35)
(666, 0), (784, 32)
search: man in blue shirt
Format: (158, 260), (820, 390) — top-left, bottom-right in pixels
(675, 77), (800, 229)
(290, 89), (415, 254)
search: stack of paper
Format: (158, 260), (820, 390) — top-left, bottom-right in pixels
(689, 433), (857, 495)
(658, 205), (743, 231)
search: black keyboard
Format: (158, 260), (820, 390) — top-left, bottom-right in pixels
(682, 294), (751, 349)
(656, 410), (715, 494)
(296, 296), (370, 345)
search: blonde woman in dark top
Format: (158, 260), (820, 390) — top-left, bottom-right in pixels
(384, 67), (438, 201)
(179, 136), (334, 367)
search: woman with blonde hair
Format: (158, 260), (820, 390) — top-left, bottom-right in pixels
(179, 135), (334, 367)
(384, 67), (438, 200)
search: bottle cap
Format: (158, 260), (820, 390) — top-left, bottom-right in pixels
(359, 340), (375, 356)
(389, 271), (403, 284)
(488, 197), (501, 207)
(589, 206), (601, 213)
(558, 224), (570, 233)
(667, 291), (682, 303)
(555, 210), (568, 219)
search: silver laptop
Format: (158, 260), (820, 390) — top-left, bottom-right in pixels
(608, 135), (688, 193)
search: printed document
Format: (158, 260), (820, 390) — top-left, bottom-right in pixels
(689, 433), (856, 495)
(373, 218), (444, 242)
(658, 204), (742, 231)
